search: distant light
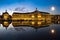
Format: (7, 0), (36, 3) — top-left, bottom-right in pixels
(51, 6), (55, 11)
(51, 29), (55, 34)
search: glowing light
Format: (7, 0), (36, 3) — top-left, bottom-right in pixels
(32, 15), (35, 18)
(4, 14), (8, 20)
(4, 21), (9, 26)
(51, 6), (55, 11)
(38, 16), (41, 18)
(32, 22), (35, 25)
(37, 22), (41, 25)
(4, 16), (8, 18)
(51, 29), (55, 34)
(24, 18), (27, 20)
(4, 14), (8, 18)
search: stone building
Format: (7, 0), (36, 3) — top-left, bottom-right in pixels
(12, 8), (51, 27)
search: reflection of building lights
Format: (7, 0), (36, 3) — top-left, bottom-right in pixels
(38, 16), (41, 18)
(4, 21), (8, 26)
(37, 22), (41, 25)
(32, 22), (35, 25)
(51, 29), (55, 34)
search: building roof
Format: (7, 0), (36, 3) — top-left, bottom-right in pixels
(13, 10), (50, 14)
(3, 10), (9, 14)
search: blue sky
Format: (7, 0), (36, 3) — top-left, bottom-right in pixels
(0, 0), (60, 14)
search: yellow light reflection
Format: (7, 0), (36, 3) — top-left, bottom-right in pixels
(4, 21), (9, 27)
(37, 22), (41, 25)
(38, 16), (41, 18)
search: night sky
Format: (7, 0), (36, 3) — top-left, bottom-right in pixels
(0, 0), (60, 15)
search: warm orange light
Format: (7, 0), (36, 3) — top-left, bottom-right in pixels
(4, 16), (8, 18)
(4, 14), (8, 19)
(4, 21), (9, 26)
(32, 22), (35, 25)
(32, 15), (35, 18)
(24, 18), (27, 20)
(37, 22), (41, 25)
(42, 18), (45, 20)
(38, 16), (41, 18)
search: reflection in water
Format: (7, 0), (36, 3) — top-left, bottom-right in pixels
(0, 11), (60, 30)
(0, 24), (60, 40)
(12, 20), (51, 27)
(0, 9), (60, 40)
(3, 21), (9, 27)
(0, 20), (60, 29)
(0, 20), (52, 29)
(51, 29), (55, 34)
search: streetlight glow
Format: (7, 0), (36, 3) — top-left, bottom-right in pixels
(51, 6), (55, 11)
(51, 29), (55, 34)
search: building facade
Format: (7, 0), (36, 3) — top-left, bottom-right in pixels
(1, 11), (11, 27)
(12, 9), (51, 27)
(0, 8), (60, 27)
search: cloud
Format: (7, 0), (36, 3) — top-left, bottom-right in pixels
(14, 7), (28, 12)
(13, 6), (34, 13)
(0, 3), (35, 15)
(14, 7), (25, 11)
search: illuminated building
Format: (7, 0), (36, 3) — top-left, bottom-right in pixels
(2, 10), (11, 20)
(12, 8), (52, 27)
(0, 8), (60, 28)
(1, 10), (11, 27)
(2, 21), (9, 27)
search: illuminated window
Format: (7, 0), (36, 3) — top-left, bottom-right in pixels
(32, 15), (35, 18)
(38, 15), (41, 18)
(37, 22), (41, 25)
(32, 22), (35, 25)
(4, 14), (8, 19)
(42, 18), (45, 20)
